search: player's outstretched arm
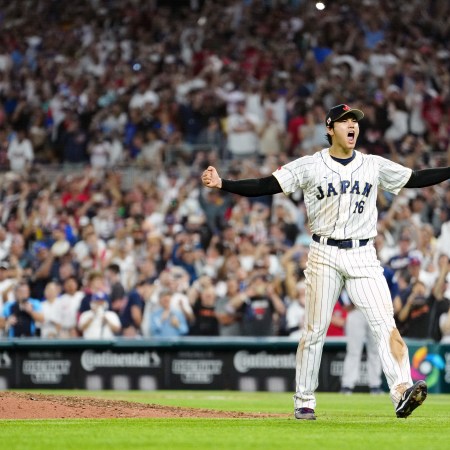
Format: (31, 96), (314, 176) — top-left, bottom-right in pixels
(404, 166), (450, 188)
(201, 166), (282, 197)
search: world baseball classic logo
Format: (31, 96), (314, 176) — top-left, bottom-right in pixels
(411, 346), (445, 388)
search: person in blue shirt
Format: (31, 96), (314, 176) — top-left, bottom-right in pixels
(150, 289), (189, 338)
(1, 280), (44, 337)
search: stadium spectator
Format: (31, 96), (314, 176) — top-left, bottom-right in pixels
(120, 278), (154, 337)
(189, 283), (220, 336)
(387, 233), (417, 273)
(150, 289), (189, 338)
(8, 234), (34, 282)
(0, 266), (14, 335)
(258, 106), (285, 159)
(0, 225), (12, 262)
(136, 129), (166, 170)
(240, 272), (286, 337)
(285, 101), (307, 156)
(28, 242), (57, 300)
(437, 208), (450, 260)
(195, 117), (225, 160)
(215, 276), (246, 337)
(285, 280), (306, 340)
(108, 230), (138, 291)
(225, 99), (261, 160)
(56, 114), (89, 165)
(78, 292), (121, 339)
(40, 281), (62, 338)
(0, 280), (44, 338)
(168, 266), (195, 324)
(78, 270), (110, 315)
(104, 264), (127, 317)
(384, 95), (409, 145)
(73, 228), (110, 274)
(199, 187), (232, 238)
(405, 255), (437, 297)
(7, 128), (34, 173)
(170, 237), (202, 285)
(326, 301), (348, 338)
(395, 280), (435, 339)
(57, 276), (84, 338)
(298, 104), (328, 155)
(415, 223), (438, 269)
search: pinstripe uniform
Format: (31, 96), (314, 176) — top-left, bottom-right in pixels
(273, 148), (413, 410)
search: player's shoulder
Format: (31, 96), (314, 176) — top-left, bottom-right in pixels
(357, 151), (385, 165)
(300, 148), (328, 164)
(278, 150), (322, 169)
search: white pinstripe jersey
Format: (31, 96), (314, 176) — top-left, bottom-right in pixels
(272, 148), (412, 240)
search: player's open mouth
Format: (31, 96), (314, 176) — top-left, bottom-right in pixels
(347, 131), (355, 143)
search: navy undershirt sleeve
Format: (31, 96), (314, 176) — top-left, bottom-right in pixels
(404, 167), (450, 188)
(220, 175), (282, 197)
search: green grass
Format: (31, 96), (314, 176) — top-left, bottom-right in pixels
(2, 390), (449, 450)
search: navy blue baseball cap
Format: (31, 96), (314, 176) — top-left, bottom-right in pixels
(92, 292), (108, 301)
(325, 104), (364, 127)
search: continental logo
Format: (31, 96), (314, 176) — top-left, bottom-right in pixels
(233, 351), (295, 373)
(81, 350), (161, 372)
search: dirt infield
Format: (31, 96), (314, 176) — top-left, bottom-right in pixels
(0, 391), (285, 419)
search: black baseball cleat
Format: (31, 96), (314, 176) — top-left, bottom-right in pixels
(294, 407), (316, 420)
(395, 380), (427, 418)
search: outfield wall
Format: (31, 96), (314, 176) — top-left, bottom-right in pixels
(0, 338), (448, 393)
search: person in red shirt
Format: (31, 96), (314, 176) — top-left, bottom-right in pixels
(326, 300), (348, 337)
(285, 101), (306, 156)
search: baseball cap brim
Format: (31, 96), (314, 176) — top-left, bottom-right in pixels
(331, 108), (364, 123)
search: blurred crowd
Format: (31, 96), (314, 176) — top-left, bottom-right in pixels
(0, 0), (449, 342)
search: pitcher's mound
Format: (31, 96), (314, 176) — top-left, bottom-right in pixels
(0, 392), (284, 419)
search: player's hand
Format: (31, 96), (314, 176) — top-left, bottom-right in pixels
(201, 166), (222, 189)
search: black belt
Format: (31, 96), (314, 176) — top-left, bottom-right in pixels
(312, 234), (369, 249)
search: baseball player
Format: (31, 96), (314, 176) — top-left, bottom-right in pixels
(201, 103), (450, 420)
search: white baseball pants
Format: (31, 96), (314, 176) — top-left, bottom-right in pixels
(294, 241), (413, 410)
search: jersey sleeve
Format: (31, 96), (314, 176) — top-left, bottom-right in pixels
(272, 157), (311, 195)
(373, 155), (412, 195)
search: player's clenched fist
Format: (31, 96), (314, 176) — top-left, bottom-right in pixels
(201, 166), (222, 189)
